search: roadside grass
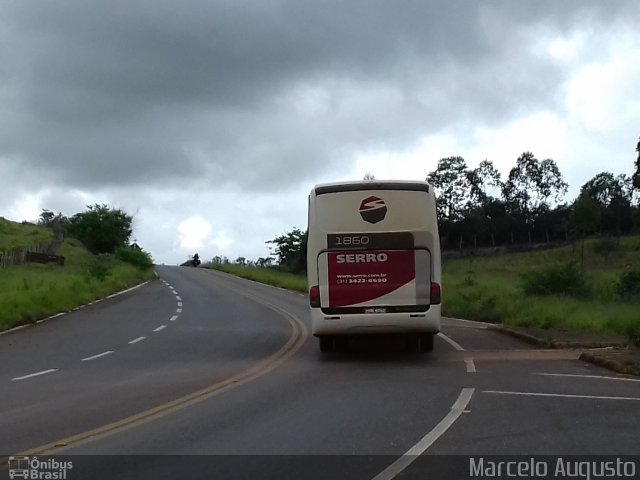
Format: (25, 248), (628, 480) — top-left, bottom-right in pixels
(0, 217), (53, 251)
(205, 263), (307, 292)
(443, 236), (640, 339)
(0, 238), (155, 331)
(206, 236), (640, 340)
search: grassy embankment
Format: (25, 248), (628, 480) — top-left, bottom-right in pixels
(0, 217), (54, 251)
(210, 263), (307, 292)
(0, 219), (155, 331)
(207, 236), (640, 339)
(444, 237), (640, 338)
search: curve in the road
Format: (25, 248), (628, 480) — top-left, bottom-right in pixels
(13, 284), (308, 457)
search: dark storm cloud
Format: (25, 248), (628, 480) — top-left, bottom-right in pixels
(1, 0), (637, 191)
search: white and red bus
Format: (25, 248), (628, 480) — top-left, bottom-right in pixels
(307, 180), (441, 352)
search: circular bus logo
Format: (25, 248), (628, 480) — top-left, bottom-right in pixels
(359, 196), (387, 224)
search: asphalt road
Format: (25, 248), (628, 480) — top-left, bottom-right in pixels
(1, 265), (639, 479)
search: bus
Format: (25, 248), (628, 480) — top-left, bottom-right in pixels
(307, 180), (441, 352)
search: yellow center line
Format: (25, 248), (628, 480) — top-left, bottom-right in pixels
(5, 288), (308, 459)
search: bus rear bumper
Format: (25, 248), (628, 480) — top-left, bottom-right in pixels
(311, 305), (441, 336)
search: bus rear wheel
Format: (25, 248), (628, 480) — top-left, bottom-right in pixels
(319, 336), (349, 352)
(319, 336), (334, 352)
(406, 333), (434, 353)
(419, 333), (434, 353)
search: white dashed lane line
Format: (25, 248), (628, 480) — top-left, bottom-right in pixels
(465, 359), (477, 373)
(12, 369), (58, 381)
(10, 277), (181, 382)
(81, 351), (114, 362)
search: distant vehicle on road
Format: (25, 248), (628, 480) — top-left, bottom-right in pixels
(180, 253), (201, 267)
(307, 180), (441, 352)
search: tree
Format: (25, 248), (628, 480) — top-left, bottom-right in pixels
(466, 159), (502, 208)
(267, 228), (307, 274)
(582, 172), (625, 207)
(38, 209), (69, 242)
(363, 172), (376, 181)
(68, 204), (133, 254)
(503, 153), (567, 215)
(502, 152), (567, 242)
(581, 172), (633, 235)
(256, 256), (273, 268)
(426, 156), (471, 222)
(38, 209), (55, 226)
(571, 192), (600, 265)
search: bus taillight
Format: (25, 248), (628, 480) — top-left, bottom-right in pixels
(309, 285), (320, 308)
(430, 282), (441, 305)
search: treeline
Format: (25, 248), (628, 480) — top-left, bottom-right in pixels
(209, 138), (640, 274)
(207, 227), (307, 273)
(428, 149), (640, 250)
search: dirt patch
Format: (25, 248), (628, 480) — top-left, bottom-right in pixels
(490, 324), (640, 377)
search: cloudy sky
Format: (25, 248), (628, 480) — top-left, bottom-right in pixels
(1, 0), (639, 264)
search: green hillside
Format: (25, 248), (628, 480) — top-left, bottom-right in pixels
(0, 219), (155, 331)
(0, 217), (54, 251)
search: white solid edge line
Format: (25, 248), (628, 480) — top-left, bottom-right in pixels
(82, 351), (114, 361)
(484, 390), (640, 401)
(12, 369), (58, 381)
(437, 332), (465, 351)
(169, 315), (179, 322)
(106, 281), (150, 299)
(535, 373), (640, 383)
(442, 316), (495, 327)
(128, 336), (146, 344)
(153, 325), (166, 332)
(371, 388), (475, 480)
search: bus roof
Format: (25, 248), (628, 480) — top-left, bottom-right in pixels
(314, 180), (430, 196)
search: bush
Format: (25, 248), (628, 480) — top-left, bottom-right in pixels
(592, 236), (619, 261)
(522, 262), (589, 297)
(115, 246), (154, 270)
(616, 268), (640, 300)
(68, 204), (132, 254)
(88, 254), (112, 281)
(626, 326), (640, 347)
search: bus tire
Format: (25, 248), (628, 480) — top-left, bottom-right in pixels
(319, 336), (334, 352)
(334, 336), (349, 352)
(406, 334), (420, 352)
(419, 333), (434, 353)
